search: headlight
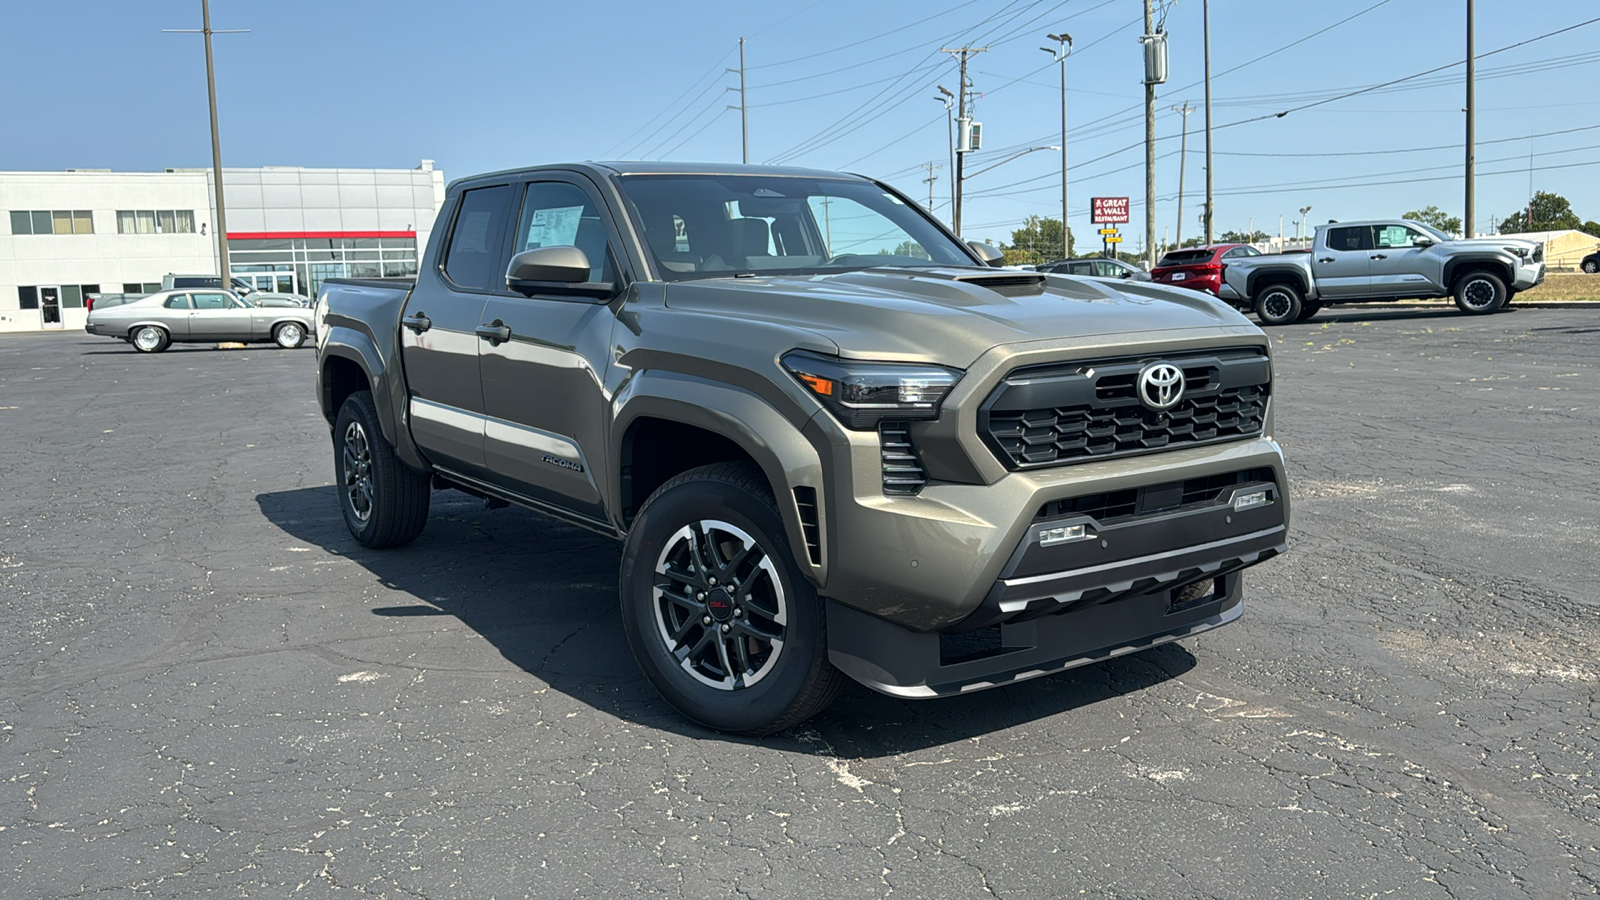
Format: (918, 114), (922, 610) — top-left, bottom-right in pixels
(782, 350), (961, 430)
(1505, 246), (1529, 259)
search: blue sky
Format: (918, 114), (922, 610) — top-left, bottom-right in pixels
(3, 0), (1597, 248)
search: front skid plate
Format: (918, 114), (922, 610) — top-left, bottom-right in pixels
(826, 588), (1243, 699)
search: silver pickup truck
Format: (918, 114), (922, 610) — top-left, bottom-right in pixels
(1220, 220), (1544, 325)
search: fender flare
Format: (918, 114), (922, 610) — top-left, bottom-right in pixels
(611, 370), (829, 584)
(1245, 266), (1313, 301)
(319, 326), (428, 471)
(1441, 255), (1513, 289)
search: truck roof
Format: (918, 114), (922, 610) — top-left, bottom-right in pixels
(448, 161), (872, 192)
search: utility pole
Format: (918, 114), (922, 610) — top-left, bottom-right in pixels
(1202, 0), (1215, 244)
(727, 38), (749, 164)
(1464, 0), (1475, 237)
(921, 162), (942, 212)
(941, 45), (987, 237)
(164, 0), (247, 284)
(1141, 0), (1157, 269)
(1172, 103), (1196, 249)
(936, 87), (955, 217)
(1042, 33), (1073, 261)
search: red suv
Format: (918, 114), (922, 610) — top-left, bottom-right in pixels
(1152, 243), (1262, 296)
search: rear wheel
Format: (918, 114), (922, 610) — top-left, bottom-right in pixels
(1453, 270), (1506, 315)
(1582, 258), (1598, 274)
(130, 325), (169, 353)
(334, 391), (430, 547)
(273, 321), (305, 349)
(1253, 283), (1303, 326)
(619, 461), (845, 735)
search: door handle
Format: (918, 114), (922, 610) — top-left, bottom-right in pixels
(1318, 257), (1335, 263)
(402, 312), (432, 334)
(1370, 253), (1388, 260)
(475, 320), (512, 345)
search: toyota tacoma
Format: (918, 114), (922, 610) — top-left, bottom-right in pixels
(313, 162), (1290, 734)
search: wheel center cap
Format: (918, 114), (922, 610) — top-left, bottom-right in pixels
(706, 588), (735, 622)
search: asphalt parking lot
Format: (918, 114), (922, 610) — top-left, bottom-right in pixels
(2, 307), (1597, 898)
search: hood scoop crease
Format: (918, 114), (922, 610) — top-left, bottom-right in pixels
(875, 268), (1047, 298)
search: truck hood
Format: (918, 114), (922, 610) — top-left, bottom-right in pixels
(1445, 236), (1538, 253)
(662, 267), (1252, 364)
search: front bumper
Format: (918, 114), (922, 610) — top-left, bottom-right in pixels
(1513, 262), (1545, 291)
(826, 471), (1284, 697)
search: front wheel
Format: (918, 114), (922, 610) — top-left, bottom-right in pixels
(1453, 270), (1506, 315)
(1253, 283), (1304, 326)
(333, 391), (430, 547)
(273, 321), (306, 349)
(619, 462), (845, 735)
(1582, 259), (1598, 274)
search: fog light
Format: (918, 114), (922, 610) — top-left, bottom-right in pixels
(1038, 524), (1087, 546)
(1233, 489), (1271, 511)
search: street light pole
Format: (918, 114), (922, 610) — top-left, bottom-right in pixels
(936, 87), (955, 218)
(164, 0), (247, 285)
(1042, 33), (1073, 261)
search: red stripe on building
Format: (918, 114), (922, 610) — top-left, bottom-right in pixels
(226, 230), (417, 240)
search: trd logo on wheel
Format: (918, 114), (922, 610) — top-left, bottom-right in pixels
(1137, 362), (1186, 411)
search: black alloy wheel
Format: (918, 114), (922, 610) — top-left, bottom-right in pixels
(1453, 270), (1506, 315)
(333, 391), (430, 548)
(1253, 283), (1304, 326)
(620, 461), (844, 735)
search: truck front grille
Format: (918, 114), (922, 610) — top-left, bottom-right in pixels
(981, 348), (1271, 470)
(1034, 467), (1277, 523)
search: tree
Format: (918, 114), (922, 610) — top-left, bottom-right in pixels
(1402, 205), (1462, 236)
(999, 216), (1073, 266)
(1582, 220), (1600, 238)
(1219, 229), (1269, 243)
(882, 240), (928, 259)
(1498, 191), (1582, 234)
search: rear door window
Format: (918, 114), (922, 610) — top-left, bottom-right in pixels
(444, 185), (514, 291)
(163, 294), (192, 309)
(1325, 226), (1374, 252)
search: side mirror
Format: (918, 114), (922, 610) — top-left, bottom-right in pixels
(1413, 237), (1435, 248)
(505, 246), (616, 299)
(967, 241), (1005, 268)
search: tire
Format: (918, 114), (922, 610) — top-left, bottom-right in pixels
(333, 391), (430, 548)
(1582, 259), (1598, 274)
(619, 461), (845, 735)
(1453, 270), (1506, 315)
(273, 321), (306, 349)
(1293, 301), (1322, 323)
(1253, 282), (1303, 326)
(130, 325), (169, 353)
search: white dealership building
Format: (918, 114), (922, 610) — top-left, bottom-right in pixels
(0, 160), (445, 333)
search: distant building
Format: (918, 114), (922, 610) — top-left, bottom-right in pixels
(0, 160), (444, 333)
(1494, 229), (1600, 272)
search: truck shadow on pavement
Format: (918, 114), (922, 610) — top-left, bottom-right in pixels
(256, 486), (1195, 757)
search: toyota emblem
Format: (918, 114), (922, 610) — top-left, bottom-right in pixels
(1137, 362), (1185, 411)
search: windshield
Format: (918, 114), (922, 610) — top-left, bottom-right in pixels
(616, 174), (977, 281)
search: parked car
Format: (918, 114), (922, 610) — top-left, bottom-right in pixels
(85, 292), (145, 312)
(1220, 220), (1544, 325)
(162, 273), (257, 295)
(314, 161), (1290, 734)
(85, 288), (314, 352)
(1151, 244), (1261, 296)
(1038, 257), (1151, 281)
(1581, 250), (1599, 274)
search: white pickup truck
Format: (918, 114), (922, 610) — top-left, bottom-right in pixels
(1219, 220), (1544, 325)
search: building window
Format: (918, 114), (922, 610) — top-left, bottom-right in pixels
(121, 282), (161, 293)
(8, 210), (93, 235)
(115, 209), (195, 234)
(18, 287), (38, 310)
